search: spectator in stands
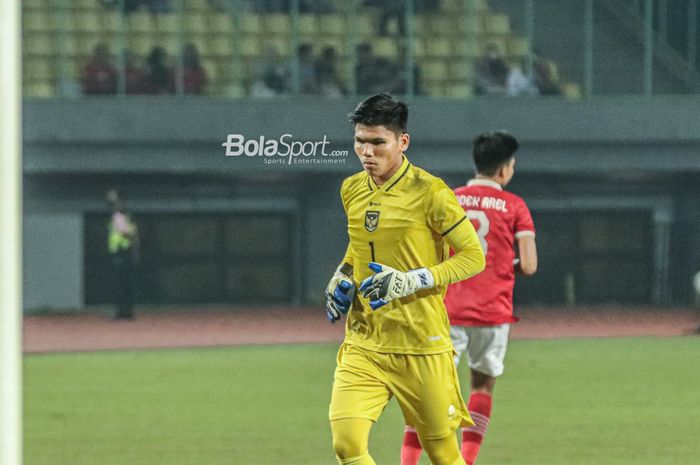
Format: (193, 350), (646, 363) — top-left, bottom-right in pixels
(297, 43), (318, 94)
(143, 46), (174, 94)
(250, 0), (332, 13)
(355, 43), (385, 94)
(251, 46), (291, 97)
(365, 0), (406, 37)
(123, 49), (147, 95)
(533, 51), (563, 96)
(144, 0), (171, 14)
(506, 58), (537, 97)
(474, 43), (509, 95)
(81, 43), (117, 95)
(316, 46), (345, 97)
(181, 43), (208, 95)
(101, 0), (170, 15)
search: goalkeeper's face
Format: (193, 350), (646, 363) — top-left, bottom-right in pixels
(354, 124), (409, 185)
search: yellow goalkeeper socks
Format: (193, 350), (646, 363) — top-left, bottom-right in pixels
(337, 453), (377, 465)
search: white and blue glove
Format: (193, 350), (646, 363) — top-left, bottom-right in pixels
(359, 262), (434, 310)
(325, 264), (356, 323)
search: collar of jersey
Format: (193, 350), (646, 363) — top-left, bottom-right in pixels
(467, 178), (503, 190)
(367, 155), (411, 192)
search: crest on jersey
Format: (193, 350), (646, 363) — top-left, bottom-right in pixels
(365, 211), (380, 232)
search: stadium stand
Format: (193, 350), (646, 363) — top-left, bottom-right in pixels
(22, 0), (579, 98)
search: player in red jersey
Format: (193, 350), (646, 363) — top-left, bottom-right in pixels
(401, 131), (538, 465)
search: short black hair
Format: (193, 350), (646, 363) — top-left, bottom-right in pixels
(347, 92), (408, 134)
(472, 131), (519, 176)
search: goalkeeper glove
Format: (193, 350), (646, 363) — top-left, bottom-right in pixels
(325, 264), (356, 323)
(359, 262), (434, 310)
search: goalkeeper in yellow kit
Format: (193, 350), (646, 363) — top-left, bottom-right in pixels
(325, 93), (486, 465)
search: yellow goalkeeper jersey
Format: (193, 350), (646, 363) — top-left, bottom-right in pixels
(340, 156), (484, 354)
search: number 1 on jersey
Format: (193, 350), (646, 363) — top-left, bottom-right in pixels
(369, 241), (376, 261)
(466, 210), (490, 254)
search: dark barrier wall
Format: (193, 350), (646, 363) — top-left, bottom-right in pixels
(23, 97), (700, 310)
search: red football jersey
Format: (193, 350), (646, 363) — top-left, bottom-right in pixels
(445, 179), (535, 326)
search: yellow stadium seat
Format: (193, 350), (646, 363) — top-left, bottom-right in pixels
(128, 11), (152, 33)
(159, 37), (179, 55)
(428, 15), (455, 34)
(266, 13), (291, 33)
(412, 16), (427, 35)
(53, 13), (76, 32)
(155, 13), (179, 34)
(185, 13), (207, 34)
(209, 13), (233, 33)
(129, 36), (156, 57)
(507, 36), (530, 57)
(449, 61), (473, 81)
(297, 15), (317, 35)
(467, 0), (488, 12)
(101, 11), (122, 32)
(453, 40), (479, 57)
(24, 35), (54, 55)
(426, 39), (451, 57)
(412, 39), (427, 58)
(319, 14), (344, 34)
(421, 59), (449, 81)
(483, 14), (510, 34)
(441, 0), (463, 12)
(70, 57), (85, 77)
(220, 60), (248, 83)
(222, 82), (246, 98)
(25, 81), (55, 98)
(209, 37), (233, 57)
(61, 35), (80, 57)
(355, 14), (374, 36)
(185, 0), (208, 11)
(447, 83), (473, 98)
(457, 16), (481, 35)
(77, 36), (108, 56)
(563, 83), (582, 99)
(74, 0), (100, 9)
(202, 60), (217, 81)
(23, 0), (46, 8)
(24, 11), (52, 32)
(74, 11), (101, 32)
(24, 59), (54, 80)
(240, 37), (260, 57)
(479, 36), (507, 55)
(240, 13), (262, 34)
(423, 80), (445, 97)
(373, 38), (398, 59)
(266, 37), (291, 57)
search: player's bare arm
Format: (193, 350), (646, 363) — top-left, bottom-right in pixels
(515, 235), (537, 276)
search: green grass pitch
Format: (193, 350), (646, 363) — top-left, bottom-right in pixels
(24, 337), (699, 465)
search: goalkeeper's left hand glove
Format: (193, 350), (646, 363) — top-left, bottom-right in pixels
(359, 262), (434, 310)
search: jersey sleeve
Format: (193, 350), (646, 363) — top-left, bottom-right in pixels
(425, 180), (467, 235)
(425, 181), (486, 286)
(514, 197), (536, 238)
(340, 243), (355, 275)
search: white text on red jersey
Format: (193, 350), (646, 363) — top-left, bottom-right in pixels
(456, 195), (508, 213)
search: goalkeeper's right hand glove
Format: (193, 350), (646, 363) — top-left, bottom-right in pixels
(325, 264), (356, 323)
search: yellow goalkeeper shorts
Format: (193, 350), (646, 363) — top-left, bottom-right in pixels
(329, 343), (473, 440)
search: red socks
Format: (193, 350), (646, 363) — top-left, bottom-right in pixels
(401, 393), (493, 465)
(400, 426), (422, 465)
(461, 392), (492, 465)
